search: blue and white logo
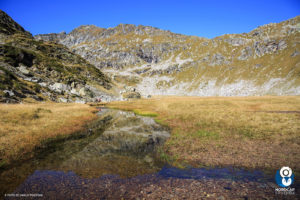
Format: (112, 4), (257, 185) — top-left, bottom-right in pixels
(275, 166), (294, 187)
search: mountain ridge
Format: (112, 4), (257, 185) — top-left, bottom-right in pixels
(35, 15), (300, 97)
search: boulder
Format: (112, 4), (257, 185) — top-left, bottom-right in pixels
(79, 87), (87, 96)
(18, 64), (30, 75)
(71, 82), (76, 88)
(79, 87), (94, 98)
(59, 97), (68, 103)
(71, 88), (80, 96)
(24, 77), (39, 83)
(39, 82), (47, 87)
(49, 83), (70, 93)
(3, 90), (14, 97)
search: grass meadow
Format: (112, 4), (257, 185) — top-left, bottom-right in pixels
(0, 103), (97, 167)
(108, 96), (300, 172)
(0, 96), (299, 174)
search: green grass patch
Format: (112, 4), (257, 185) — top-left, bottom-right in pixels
(133, 109), (158, 117)
(0, 160), (7, 169)
(154, 118), (169, 127)
(239, 128), (255, 139)
(157, 148), (173, 163)
(193, 130), (220, 139)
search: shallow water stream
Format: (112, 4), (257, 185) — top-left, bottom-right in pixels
(0, 108), (295, 199)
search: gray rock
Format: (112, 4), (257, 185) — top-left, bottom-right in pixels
(71, 82), (76, 88)
(238, 46), (253, 60)
(224, 38), (246, 46)
(202, 41), (209, 46)
(251, 29), (263, 37)
(278, 40), (287, 50)
(144, 155), (153, 163)
(217, 196), (225, 200)
(254, 40), (287, 57)
(35, 31), (67, 43)
(165, 64), (181, 74)
(70, 88), (80, 96)
(39, 82), (47, 87)
(135, 67), (151, 74)
(254, 42), (265, 57)
(49, 83), (70, 93)
(79, 87), (87, 96)
(209, 53), (226, 66)
(75, 98), (86, 104)
(3, 90), (14, 96)
(24, 77), (39, 83)
(291, 50), (300, 57)
(59, 97), (68, 103)
(254, 64), (262, 69)
(18, 64), (30, 75)
(265, 40), (278, 53)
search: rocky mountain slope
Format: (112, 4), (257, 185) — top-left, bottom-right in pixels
(36, 16), (300, 96)
(0, 10), (118, 103)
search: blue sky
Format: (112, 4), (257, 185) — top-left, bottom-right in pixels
(1, 0), (299, 38)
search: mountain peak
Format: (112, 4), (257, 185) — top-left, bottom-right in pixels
(0, 10), (31, 36)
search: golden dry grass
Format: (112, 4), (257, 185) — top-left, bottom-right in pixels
(0, 103), (97, 166)
(108, 96), (300, 171)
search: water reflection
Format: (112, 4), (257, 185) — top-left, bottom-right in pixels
(0, 108), (170, 197)
(11, 166), (276, 199)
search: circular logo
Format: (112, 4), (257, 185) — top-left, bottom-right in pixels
(275, 166), (294, 187)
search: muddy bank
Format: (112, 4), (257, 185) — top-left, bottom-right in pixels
(10, 167), (299, 200)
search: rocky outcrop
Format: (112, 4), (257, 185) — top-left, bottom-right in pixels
(253, 40), (287, 57)
(35, 31), (67, 43)
(122, 91), (141, 99)
(238, 47), (253, 60)
(35, 24), (189, 70)
(0, 10), (118, 103)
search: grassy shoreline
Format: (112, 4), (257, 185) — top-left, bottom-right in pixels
(0, 103), (98, 168)
(108, 96), (300, 172)
(1, 97), (299, 174)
